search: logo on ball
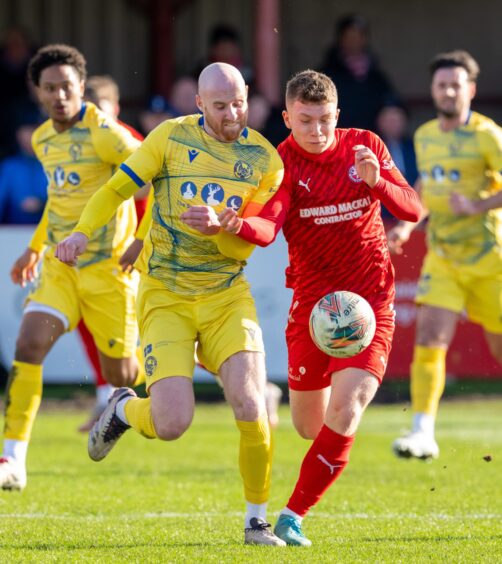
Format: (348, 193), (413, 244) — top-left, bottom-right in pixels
(309, 291), (376, 358)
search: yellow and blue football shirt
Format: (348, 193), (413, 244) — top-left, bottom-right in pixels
(75, 114), (284, 295)
(32, 102), (141, 266)
(415, 111), (502, 264)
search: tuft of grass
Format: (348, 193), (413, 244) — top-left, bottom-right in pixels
(0, 400), (500, 562)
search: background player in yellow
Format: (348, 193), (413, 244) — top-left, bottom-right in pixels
(56, 63), (286, 546)
(388, 51), (502, 459)
(0, 44), (144, 491)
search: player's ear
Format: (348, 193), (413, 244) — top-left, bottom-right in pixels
(195, 94), (203, 113)
(282, 110), (292, 130)
(469, 82), (476, 101)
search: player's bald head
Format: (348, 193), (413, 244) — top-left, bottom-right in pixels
(196, 62), (249, 143)
(198, 62), (246, 97)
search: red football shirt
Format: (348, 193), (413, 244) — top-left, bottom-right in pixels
(238, 129), (421, 298)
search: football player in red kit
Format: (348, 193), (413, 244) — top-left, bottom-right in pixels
(214, 70), (422, 545)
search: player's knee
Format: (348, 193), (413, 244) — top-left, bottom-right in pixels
(293, 420), (320, 440)
(228, 393), (263, 421)
(153, 414), (191, 441)
(329, 402), (361, 432)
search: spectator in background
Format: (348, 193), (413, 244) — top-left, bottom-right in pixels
(169, 76), (199, 116)
(0, 122), (47, 224)
(248, 91), (288, 147)
(0, 27), (41, 158)
(193, 24), (253, 84)
(138, 94), (172, 135)
(138, 76), (198, 135)
(376, 102), (418, 223)
(320, 14), (397, 132)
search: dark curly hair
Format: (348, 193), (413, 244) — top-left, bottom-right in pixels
(285, 69), (338, 106)
(28, 44), (87, 86)
(429, 50), (480, 82)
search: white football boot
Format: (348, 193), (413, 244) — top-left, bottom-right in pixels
(0, 457), (27, 491)
(244, 518), (286, 546)
(392, 432), (439, 460)
(88, 387), (136, 461)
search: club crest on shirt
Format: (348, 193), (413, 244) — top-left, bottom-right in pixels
(68, 172), (81, 186)
(54, 166), (65, 187)
(431, 165), (445, 182)
(180, 181), (197, 199)
(69, 143), (82, 161)
(234, 160), (253, 179)
(145, 355), (158, 376)
(226, 195), (243, 211)
(348, 165), (363, 183)
(201, 183), (224, 206)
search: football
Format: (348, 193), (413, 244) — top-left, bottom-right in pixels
(309, 291), (376, 358)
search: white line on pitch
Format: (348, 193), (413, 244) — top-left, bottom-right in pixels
(0, 512), (500, 520)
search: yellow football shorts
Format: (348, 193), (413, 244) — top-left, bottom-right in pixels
(28, 250), (139, 358)
(137, 273), (264, 389)
(415, 248), (502, 334)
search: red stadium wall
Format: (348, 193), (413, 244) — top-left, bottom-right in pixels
(388, 231), (501, 380)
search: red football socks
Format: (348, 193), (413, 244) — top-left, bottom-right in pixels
(287, 424), (355, 517)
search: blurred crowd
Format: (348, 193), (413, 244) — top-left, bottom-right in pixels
(0, 15), (417, 229)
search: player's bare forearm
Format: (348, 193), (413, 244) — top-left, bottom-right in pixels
(119, 238), (143, 272)
(450, 188), (502, 215)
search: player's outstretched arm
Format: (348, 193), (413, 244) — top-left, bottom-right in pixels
(450, 189), (502, 215)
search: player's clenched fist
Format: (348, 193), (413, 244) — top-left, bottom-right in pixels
(55, 232), (89, 266)
(218, 208), (243, 234)
(180, 205), (221, 235)
(353, 145), (380, 188)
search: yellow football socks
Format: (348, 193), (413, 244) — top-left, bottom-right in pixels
(236, 417), (271, 505)
(124, 397), (156, 438)
(411, 345), (447, 416)
(4, 361), (43, 441)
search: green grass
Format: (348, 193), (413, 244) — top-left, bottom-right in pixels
(0, 400), (501, 562)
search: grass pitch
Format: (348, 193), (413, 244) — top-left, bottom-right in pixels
(0, 399), (501, 562)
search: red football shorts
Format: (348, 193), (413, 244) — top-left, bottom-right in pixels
(286, 288), (395, 391)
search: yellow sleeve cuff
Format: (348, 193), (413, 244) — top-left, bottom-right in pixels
(28, 203), (49, 253)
